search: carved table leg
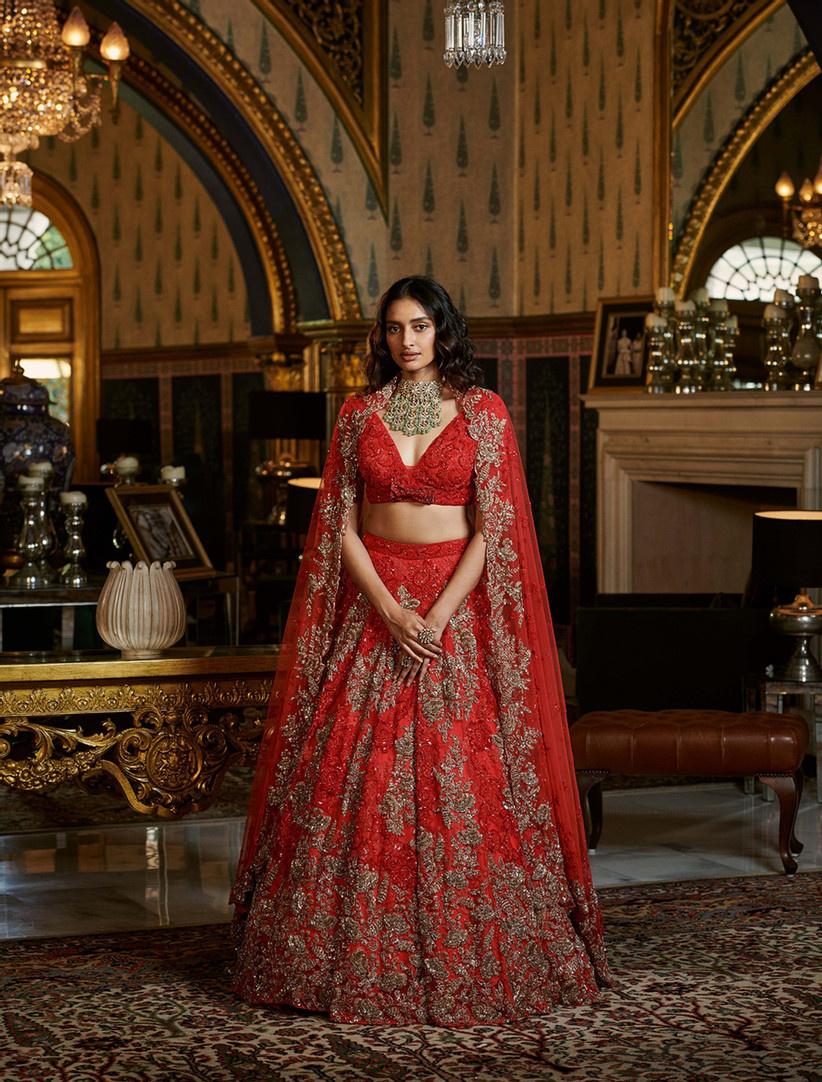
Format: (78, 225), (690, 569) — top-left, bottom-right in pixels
(757, 774), (801, 876)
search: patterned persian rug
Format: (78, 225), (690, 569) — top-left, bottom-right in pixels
(0, 874), (819, 1081)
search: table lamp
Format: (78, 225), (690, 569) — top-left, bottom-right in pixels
(752, 510), (822, 682)
(286, 477), (322, 538)
(248, 391), (327, 525)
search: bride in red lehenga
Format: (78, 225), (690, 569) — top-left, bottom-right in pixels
(231, 277), (609, 1026)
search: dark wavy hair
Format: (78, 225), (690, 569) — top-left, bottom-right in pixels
(365, 276), (483, 392)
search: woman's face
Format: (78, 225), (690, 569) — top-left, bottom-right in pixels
(384, 297), (438, 379)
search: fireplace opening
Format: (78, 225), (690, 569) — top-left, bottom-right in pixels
(631, 482), (796, 595)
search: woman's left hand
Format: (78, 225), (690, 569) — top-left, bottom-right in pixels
(397, 613), (445, 686)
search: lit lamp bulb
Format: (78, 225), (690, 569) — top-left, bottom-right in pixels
(100, 23), (130, 62)
(61, 8), (91, 48)
(774, 172), (795, 200)
(100, 23), (129, 108)
(799, 178), (815, 204)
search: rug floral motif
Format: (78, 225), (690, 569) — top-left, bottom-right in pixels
(0, 874), (819, 1080)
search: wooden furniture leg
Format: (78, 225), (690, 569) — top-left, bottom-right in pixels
(576, 773), (605, 851)
(758, 774), (801, 876)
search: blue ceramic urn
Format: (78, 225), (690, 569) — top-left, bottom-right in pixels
(0, 364), (74, 489)
(0, 365), (75, 568)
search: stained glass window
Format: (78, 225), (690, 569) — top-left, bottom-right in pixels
(0, 207), (73, 271)
(704, 237), (822, 301)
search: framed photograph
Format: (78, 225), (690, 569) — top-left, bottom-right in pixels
(106, 485), (213, 580)
(589, 296), (654, 391)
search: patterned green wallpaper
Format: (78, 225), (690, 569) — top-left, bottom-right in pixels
(29, 104), (250, 350)
(186, 0), (656, 317)
(517, 0), (655, 313)
(672, 4), (806, 242)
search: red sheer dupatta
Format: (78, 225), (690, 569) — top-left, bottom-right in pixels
(463, 389), (608, 979)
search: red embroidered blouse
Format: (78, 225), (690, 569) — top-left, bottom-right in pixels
(357, 411), (476, 506)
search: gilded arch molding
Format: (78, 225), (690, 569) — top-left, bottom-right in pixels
(673, 0), (784, 126)
(126, 0), (362, 322)
(124, 52), (297, 333)
(672, 49), (820, 294)
(254, 0), (387, 213)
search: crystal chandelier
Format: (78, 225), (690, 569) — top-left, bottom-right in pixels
(775, 159), (822, 251)
(443, 1), (506, 68)
(0, 2), (129, 206)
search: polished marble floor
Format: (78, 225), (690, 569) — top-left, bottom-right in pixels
(0, 781), (819, 940)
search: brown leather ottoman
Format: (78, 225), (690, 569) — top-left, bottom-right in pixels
(571, 709), (808, 875)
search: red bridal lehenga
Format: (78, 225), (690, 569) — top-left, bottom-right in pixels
(231, 379), (609, 1027)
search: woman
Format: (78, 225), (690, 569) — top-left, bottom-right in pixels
(231, 277), (608, 1027)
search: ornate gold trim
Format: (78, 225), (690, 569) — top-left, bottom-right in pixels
(253, 0), (387, 213)
(127, 0), (361, 321)
(0, 654), (276, 816)
(672, 49), (820, 294)
(673, 0), (784, 127)
(125, 52), (297, 332)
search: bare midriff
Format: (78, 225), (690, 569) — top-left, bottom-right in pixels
(360, 397), (474, 544)
(361, 498), (473, 544)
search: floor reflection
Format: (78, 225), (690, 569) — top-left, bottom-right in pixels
(0, 782), (819, 940)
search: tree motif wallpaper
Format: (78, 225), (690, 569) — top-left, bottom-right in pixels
(30, 103), (250, 351)
(517, 0), (655, 313)
(184, 0), (656, 318)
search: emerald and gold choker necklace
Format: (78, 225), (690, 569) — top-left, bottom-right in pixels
(383, 378), (443, 437)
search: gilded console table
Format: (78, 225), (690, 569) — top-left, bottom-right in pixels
(0, 647), (275, 818)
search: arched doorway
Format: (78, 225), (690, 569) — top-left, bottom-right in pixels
(0, 173), (101, 482)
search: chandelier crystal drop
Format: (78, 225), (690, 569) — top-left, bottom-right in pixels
(0, 1), (129, 206)
(443, 1), (506, 69)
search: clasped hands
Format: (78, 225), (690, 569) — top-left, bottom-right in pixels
(384, 605), (443, 685)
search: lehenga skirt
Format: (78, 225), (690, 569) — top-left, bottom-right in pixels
(232, 533), (601, 1026)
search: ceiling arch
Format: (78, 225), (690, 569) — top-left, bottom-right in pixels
(83, 0), (361, 323)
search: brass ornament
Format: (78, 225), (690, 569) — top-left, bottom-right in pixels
(383, 379), (443, 437)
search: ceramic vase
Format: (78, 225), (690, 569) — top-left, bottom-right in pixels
(96, 560), (186, 658)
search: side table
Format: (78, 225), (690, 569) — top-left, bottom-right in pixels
(761, 677), (821, 803)
(0, 646), (275, 817)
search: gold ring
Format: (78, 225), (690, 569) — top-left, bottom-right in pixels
(401, 656), (413, 667)
(418, 627), (436, 646)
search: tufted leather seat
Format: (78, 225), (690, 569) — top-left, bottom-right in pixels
(571, 709), (808, 875)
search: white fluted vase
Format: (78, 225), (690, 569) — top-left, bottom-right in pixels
(96, 560), (186, 658)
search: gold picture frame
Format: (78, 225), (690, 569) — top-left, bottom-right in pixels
(106, 485), (213, 580)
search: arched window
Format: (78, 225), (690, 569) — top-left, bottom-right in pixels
(0, 207), (73, 271)
(704, 237), (822, 301)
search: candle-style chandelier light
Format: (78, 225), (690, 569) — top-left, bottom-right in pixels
(0, 1), (129, 206)
(775, 158), (822, 251)
(443, 1), (506, 68)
